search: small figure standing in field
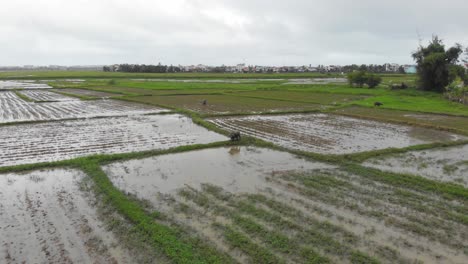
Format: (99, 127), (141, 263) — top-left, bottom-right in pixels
(229, 131), (241, 141)
(202, 99), (207, 105)
(374, 102), (383, 107)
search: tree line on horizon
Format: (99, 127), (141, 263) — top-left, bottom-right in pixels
(103, 63), (410, 74)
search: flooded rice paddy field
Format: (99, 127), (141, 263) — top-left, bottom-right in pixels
(0, 114), (226, 167)
(0, 91), (167, 123)
(0, 80), (52, 89)
(365, 144), (468, 186)
(104, 147), (468, 263)
(0, 169), (131, 263)
(209, 113), (465, 154)
(0, 77), (467, 263)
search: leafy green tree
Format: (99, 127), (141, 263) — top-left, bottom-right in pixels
(412, 36), (463, 92)
(347, 71), (367, 87)
(366, 74), (383, 88)
(347, 71), (382, 88)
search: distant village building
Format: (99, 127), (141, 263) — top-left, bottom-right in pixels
(403, 65), (417, 74)
(384, 63), (400, 72)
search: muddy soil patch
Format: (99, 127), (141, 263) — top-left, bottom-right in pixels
(0, 114), (226, 167)
(209, 113), (465, 154)
(0, 169), (131, 263)
(365, 144), (468, 186)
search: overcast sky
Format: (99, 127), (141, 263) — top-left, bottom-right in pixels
(0, 0), (467, 66)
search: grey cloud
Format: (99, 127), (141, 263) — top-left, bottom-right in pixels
(0, 0), (466, 66)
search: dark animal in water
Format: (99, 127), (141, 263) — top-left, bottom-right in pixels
(230, 132), (241, 141)
(374, 102), (383, 107)
(202, 99), (207, 105)
(391, 82), (408, 90)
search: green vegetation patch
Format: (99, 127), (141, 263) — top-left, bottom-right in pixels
(351, 94), (468, 116)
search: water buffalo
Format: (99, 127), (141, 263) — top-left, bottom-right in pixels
(229, 132), (241, 141)
(374, 102), (383, 107)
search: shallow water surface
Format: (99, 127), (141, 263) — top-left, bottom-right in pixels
(104, 146), (333, 199)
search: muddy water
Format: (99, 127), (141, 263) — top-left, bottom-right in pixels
(103, 146), (334, 200)
(0, 114), (227, 167)
(0, 169), (131, 263)
(365, 144), (468, 186)
(0, 80), (51, 89)
(209, 114), (466, 154)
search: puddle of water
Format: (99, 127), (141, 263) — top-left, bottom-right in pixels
(0, 169), (131, 263)
(103, 146), (334, 201)
(209, 114), (466, 154)
(364, 144), (468, 186)
(0, 114), (227, 167)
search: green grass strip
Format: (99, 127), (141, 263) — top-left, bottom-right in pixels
(214, 224), (284, 264)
